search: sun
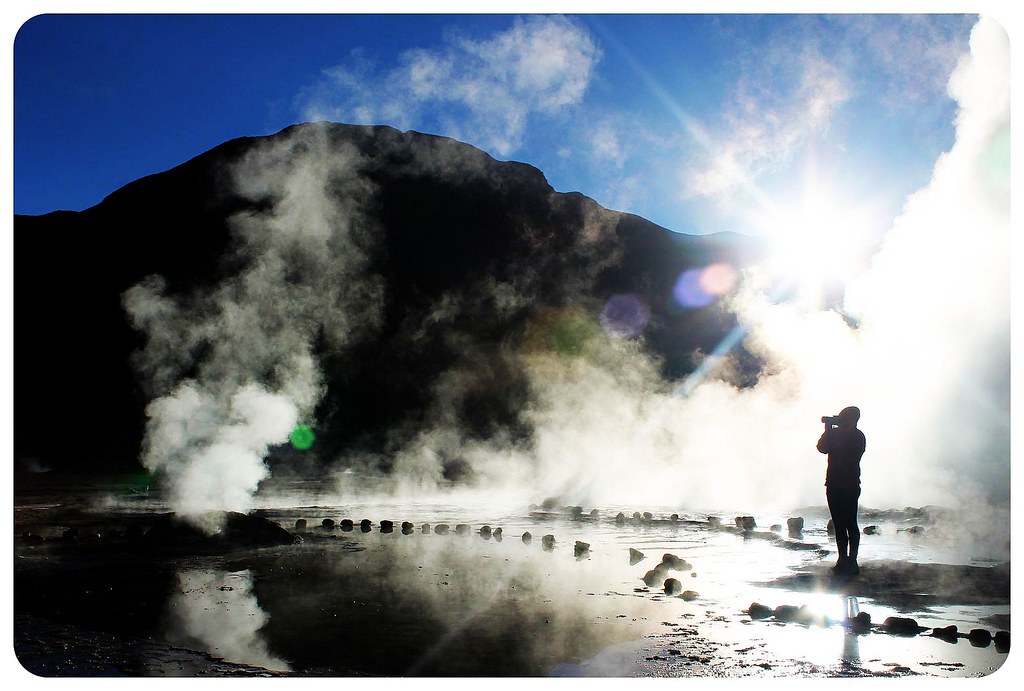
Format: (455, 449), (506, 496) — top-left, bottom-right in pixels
(750, 179), (882, 305)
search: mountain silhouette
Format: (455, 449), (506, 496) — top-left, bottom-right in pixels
(14, 122), (767, 475)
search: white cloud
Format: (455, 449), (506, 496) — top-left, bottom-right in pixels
(587, 117), (628, 168)
(844, 14), (977, 111)
(302, 16), (601, 157)
(684, 50), (850, 199)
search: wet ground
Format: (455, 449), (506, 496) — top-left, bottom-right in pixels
(10, 473), (1012, 678)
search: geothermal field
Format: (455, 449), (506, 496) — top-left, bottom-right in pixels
(12, 14), (1013, 682)
(12, 473), (1010, 678)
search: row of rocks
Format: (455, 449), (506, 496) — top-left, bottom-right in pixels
(528, 502), (719, 527)
(299, 518), (575, 550)
(708, 515), (806, 538)
(824, 521), (927, 536)
(745, 601), (1010, 651)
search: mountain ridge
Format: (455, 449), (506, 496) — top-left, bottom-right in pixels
(14, 122), (766, 475)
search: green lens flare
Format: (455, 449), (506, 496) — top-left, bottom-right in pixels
(290, 425), (316, 450)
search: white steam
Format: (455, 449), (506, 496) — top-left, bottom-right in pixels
(141, 383), (297, 515)
(362, 18), (1009, 515)
(610, 18), (1008, 510)
(125, 19), (1008, 524)
(124, 125), (383, 525)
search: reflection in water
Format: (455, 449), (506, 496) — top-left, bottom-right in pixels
(841, 632), (861, 668)
(839, 593), (864, 671)
(242, 532), (682, 676)
(164, 568), (290, 672)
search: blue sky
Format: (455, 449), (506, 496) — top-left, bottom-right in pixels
(11, 11), (984, 243)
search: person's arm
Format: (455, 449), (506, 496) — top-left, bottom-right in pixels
(816, 425), (831, 454)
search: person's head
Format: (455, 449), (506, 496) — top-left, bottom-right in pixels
(837, 406), (861, 429)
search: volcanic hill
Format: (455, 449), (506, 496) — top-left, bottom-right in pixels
(15, 122), (765, 475)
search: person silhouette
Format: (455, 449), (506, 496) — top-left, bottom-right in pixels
(817, 406), (866, 576)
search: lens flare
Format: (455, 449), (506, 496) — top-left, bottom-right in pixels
(599, 293), (650, 338)
(290, 425), (316, 451)
(672, 262), (738, 309)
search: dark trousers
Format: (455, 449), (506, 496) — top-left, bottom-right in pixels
(826, 485), (861, 560)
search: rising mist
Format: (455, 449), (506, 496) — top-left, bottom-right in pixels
(122, 18), (1009, 528)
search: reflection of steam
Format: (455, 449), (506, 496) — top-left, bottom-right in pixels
(252, 533), (661, 675)
(164, 569), (290, 672)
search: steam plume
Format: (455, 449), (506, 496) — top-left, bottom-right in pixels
(369, 18), (1009, 515)
(123, 126), (383, 525)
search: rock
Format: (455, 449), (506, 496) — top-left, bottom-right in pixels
(642, 512), (653, 521)
(994, 630), (1010, 652)
(479, 525), (492, 536)
(574, 541), (590, 557)
(907, 526), (926, 534)
(747, 602), (773, 620)
(773, 605), (800, 622)
(401, 522), (415, 535)
(827, 519), (835, 535)
(380, 520), (394, 533)
(359, 519), (372, 533)
(707, 516), (721, 527)
(542, 534), (555, 551)
(681, 590), (699, 601)
(850, 611), (872, 633)
(541, 497), (559, 511)
(61, 528), (80, 541)
(882, 616), (922, 636)
(661, 553), (691, 571)
(434, 524), (450, 535)
(863, 525), (879, 535)
(629, 548), (645, 565)
(522, 531), (532, 544)
(967, 628), (992, 647)
(770, 524), (782, 532)
(787, 517), (804, 534)
(670, 513), (679, 522)
(340, 519), (354, 531)
(456, 524), (471, 536)
(633, 512), (642, 521)
(615, 512), (626, 525)
(590, 509), (600, 518)
(492, 527), (503, 541)
(642, 565), (669, 586)
(321, 518), (335, 530)
(931, 625), (959, 642)
(567, 506), (583, 518)
(421, 523), (430, 534)
(735, 516), (755, 531)
(141, 512), (300, 553)
(664, 578), (682, 596)
(294, 519), (307, 532)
